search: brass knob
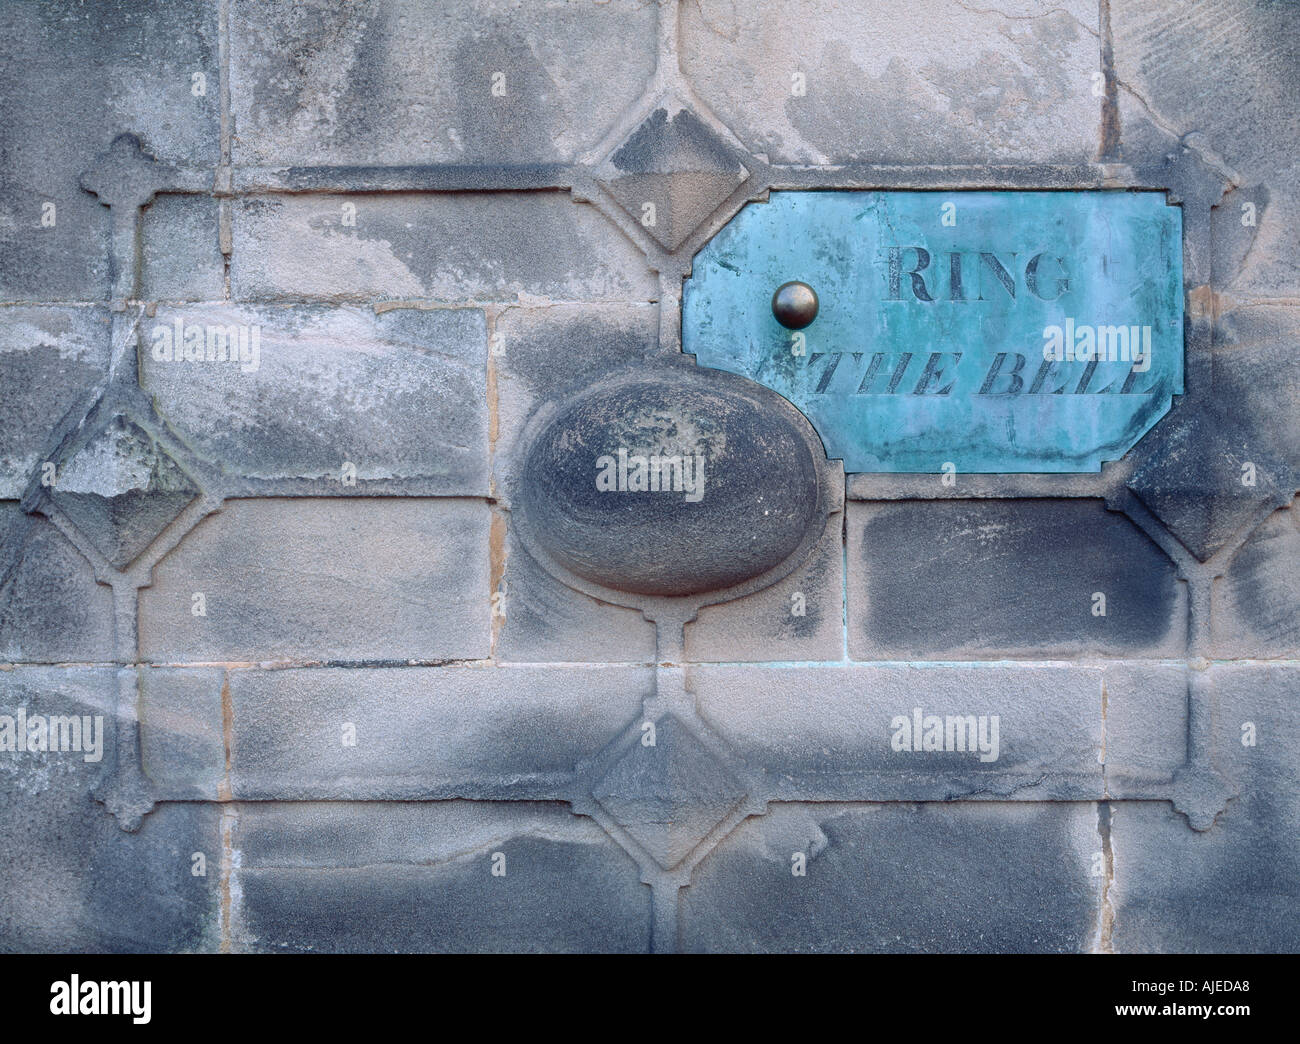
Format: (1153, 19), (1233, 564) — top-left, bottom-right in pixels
(771, 281), (819, 329)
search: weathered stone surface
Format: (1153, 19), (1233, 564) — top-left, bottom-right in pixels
(594, 715), (746, 870)
(231, 802), (650, 952)
(228, 664), (648, 798)
(685, 505), (844, 663)
(78, 132), (179, 215)
(494, 305), (659, 663)
(1110, 664), (1300, 952)
(0, 667), (221, 952)
(1102, 663), (1187, 783)
(4, 0), (1299, 957)
(1213, 507), (1300, 659)
(139, 195), (227, 302)
(519, 364), (824, 597)
(0, 307), (110, 499)
(45, 414), (199, 569)
(230, 193), (656, 303)
(139, 498), (492, 663)
(847, 499), (1185, 659)
(143, 304), (489, 493)
(693, 663), (1103, 797)
(1211, 305), (1300, 477)
(0, 667), (116, 797)
(0, 505), (115, 663)
(229, 0), (656, 166)
(493, 304), (658, 503)
(496, 523), (658, 663)
(139, 667), (226, 800)
(1128, 401), (1292, 562)
(1111, 0), (1300, 297)
(680, 0), (1101, 165)
(682, 802), (1103, 952)
(598, 102), (749, 252)
(2, 796), (222, 953)
(1213, 184), (1275, 296)
(0, 0), (219, 302)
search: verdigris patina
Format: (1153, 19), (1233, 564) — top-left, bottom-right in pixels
(684, 191), (1184, 473)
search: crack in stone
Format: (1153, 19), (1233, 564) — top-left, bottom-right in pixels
(1095, 800), (1115, 952)
(1114, 80), (1240, 184)
(953, 0), (1102, 40)
(943, 772), (1050, 801)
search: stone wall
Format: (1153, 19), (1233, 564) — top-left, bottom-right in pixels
(1, 0), (1297, 953)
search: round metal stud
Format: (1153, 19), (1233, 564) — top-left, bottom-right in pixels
(771, 281), (819, 329)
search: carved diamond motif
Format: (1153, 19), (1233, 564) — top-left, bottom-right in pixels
(598, 103), (748, 252)
(593, 715), (746, 870)
(1128, 402), (1292, 561)
(45, 415), (198, 568)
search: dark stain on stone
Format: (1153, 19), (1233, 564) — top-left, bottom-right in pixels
(610, 108), (738, 175)
(856, 498), (1182, 657)
(1099, 0), (1122, 160)
(455, 34), (562, 163)
(521, 367), (821, 597)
